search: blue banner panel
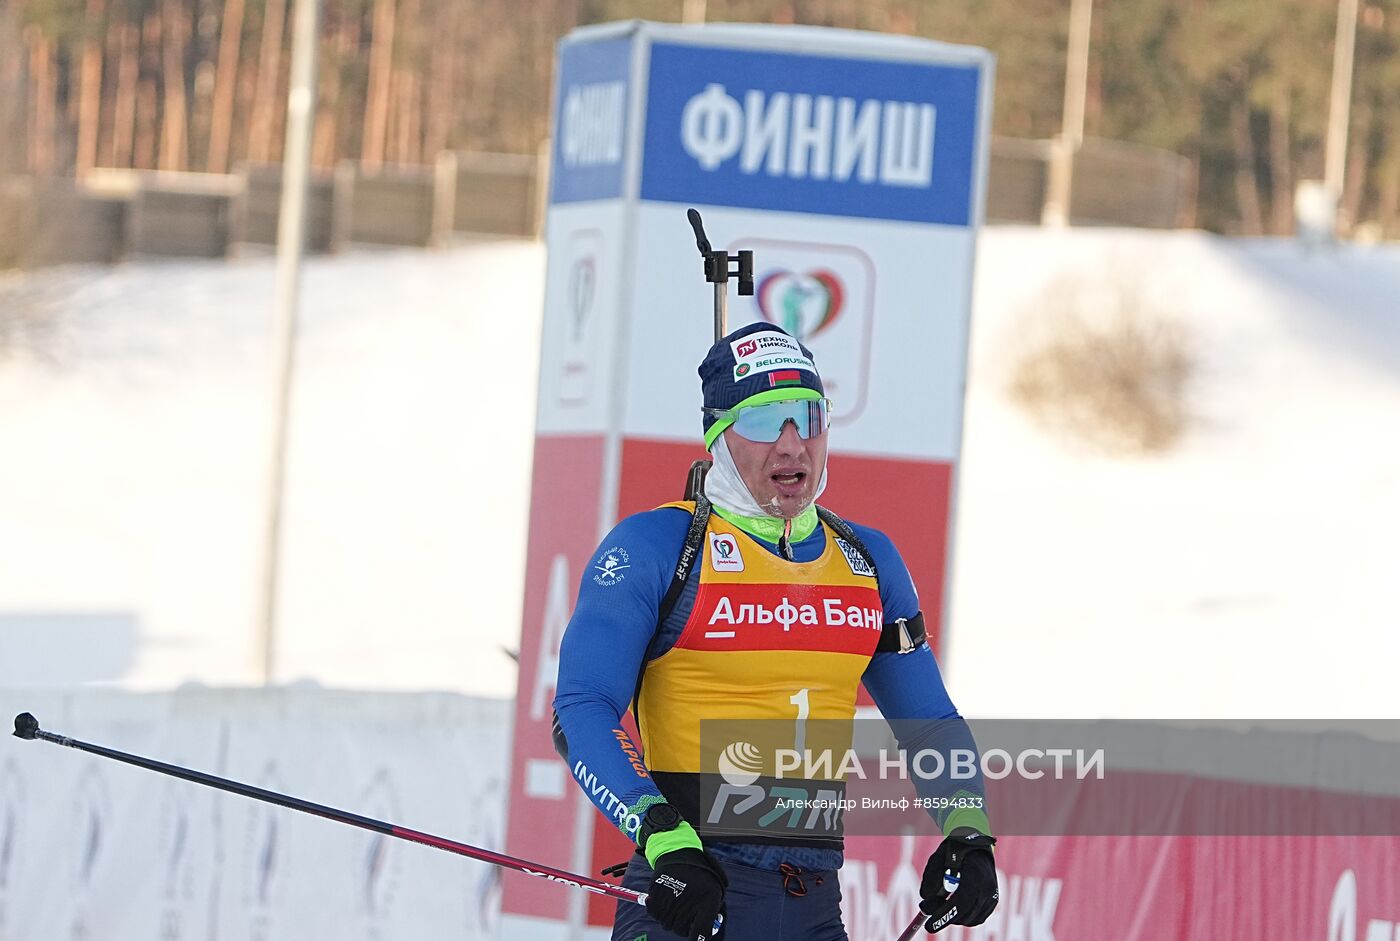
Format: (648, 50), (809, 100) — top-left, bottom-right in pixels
(641, 42), (981, 225)
(551, 37), (634, 204)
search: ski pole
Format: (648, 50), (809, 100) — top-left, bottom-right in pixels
(896, 909), (928, 940)
(11, 712), (646, 907)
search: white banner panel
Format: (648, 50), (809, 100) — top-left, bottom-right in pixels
(0, 689), (508, 941)
(622, 203), (975, 459)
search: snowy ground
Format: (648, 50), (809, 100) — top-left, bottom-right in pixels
(0, 242), (542, 696)
(952, 229), (1400, 719)
(1, 229), (1396, 717)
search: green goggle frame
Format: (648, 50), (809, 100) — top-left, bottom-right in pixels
(703, 391), (830, 449)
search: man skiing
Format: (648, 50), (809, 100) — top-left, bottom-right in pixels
(553, 322), (999, 940)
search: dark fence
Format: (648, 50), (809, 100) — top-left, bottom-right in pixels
(986, 135), (1191, 229)
(0, 176), (126, 268)
(337, 160), (441, 248)
(1069, 137), (1191, 229)
(449, 150), (544, 239)
(229, 153), (540, 252)
(233, 163), (337, 252)
(2, 138), (1189, 271)
(126, 173), (241, 257)
(986, 137), (1052, 224)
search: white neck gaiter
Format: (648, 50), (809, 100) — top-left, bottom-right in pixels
(703, 434), (828, 520)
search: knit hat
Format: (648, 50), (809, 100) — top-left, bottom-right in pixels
(699, 322), (825, 450)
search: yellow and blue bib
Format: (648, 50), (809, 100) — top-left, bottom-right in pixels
(638, 503), (882, 848)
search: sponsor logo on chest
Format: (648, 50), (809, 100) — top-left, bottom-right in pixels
(833, 537), (876, 578)
(709, 533), (745, 572)
(704, 594), (883, 632)
(694, 584), (884, 646)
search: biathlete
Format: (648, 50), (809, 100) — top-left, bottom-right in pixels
(554, 323), (999, 940)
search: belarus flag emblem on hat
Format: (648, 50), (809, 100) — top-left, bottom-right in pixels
(768, 370), (803, 387)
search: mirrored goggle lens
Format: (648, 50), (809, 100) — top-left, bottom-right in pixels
(730, 399), (830, 442)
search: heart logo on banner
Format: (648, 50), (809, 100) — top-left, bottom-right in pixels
(756, 269), (844, 341)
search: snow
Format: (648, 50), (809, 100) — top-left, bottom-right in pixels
(0, 244), (543, 696)
(950, 229), (1400, 719)
(1, 229), (1396, 717)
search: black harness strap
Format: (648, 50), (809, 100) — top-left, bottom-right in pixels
(636, 497), (713, 726)
(657, 496), (712, 626)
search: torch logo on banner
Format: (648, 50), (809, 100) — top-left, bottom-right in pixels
(756, 269), (844, 342)
(556, 229), (603, 406)
(735, 240), (876, 421)
(569, 256), (596, 342)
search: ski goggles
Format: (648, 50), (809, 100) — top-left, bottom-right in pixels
(703, 397), (831, 445)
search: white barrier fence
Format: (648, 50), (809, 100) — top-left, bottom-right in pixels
(0, 687), (511, 940)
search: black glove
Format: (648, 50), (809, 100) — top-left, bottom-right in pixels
(645, 847), (727, 940)
(920, 828), (999, 932)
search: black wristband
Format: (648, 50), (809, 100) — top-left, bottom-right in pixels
(637, 802), (683, 854)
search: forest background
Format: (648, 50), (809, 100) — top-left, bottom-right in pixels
(1, 0), (1397, 238)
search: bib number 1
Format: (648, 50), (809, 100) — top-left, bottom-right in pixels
(788, 688), (809, 754)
